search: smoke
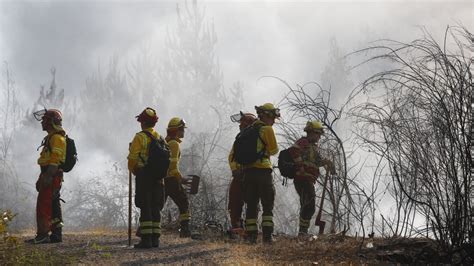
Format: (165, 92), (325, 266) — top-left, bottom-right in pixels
(0, 0), (471, 231)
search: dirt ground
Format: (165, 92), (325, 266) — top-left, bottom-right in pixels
(5, 229), (462, 265)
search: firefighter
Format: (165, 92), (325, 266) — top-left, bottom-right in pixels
(26, 109), (66, 244)
(128, 107), (164, 248)
(243, 103), (280, 244)
(288, 120), (335, 236)
(165, 117), (191, 237)
(228, 112), (257, 236)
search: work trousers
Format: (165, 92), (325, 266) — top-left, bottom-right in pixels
(165, 176), (190, 222)
(243, 168), (275, 235)
(36, 167), (63, 235)
(294, 179), (316, 233)
(135, 172), (164, 236)
(228, 174), (244, 228)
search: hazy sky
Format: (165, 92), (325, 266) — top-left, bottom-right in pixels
(0, 0), (471, 231)
(1, 0), (471, 109)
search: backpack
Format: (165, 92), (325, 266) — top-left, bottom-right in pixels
(140, 131), (170, 179)
(233, 124), (265, 165)
(278, 148), (295, 178)
(60, 135), (77, 172)
(42, 133), (77, 172)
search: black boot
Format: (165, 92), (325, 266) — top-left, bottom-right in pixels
(50, 227), (63, 243)
(25, 234), (50, 244)
(179, 221), (191, 238)
(262, 227), (273, 245)
(246, 231), (257, 244)
(152, 234), (160, 248)
(134, 235), (152, 249)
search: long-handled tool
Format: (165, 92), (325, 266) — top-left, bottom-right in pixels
(315, 171), (330, 235)
(128, 169), (132, 246)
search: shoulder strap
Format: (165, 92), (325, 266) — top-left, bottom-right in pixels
(141, 130), (157, 140)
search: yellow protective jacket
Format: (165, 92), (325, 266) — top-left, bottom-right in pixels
(128, 127), (160, 175)
(38, 130), (66, 166)
(165, 137), (182, 179)
(245, 120), (279, 169)
(228, 145), (239, 171)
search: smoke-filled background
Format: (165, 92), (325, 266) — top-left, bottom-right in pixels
(0, 0), (471, 237)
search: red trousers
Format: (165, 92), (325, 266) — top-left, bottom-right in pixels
(228, 175), (244, 228)
(36, 170), (63, 235)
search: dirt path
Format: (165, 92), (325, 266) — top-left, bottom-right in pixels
(16, 230), (268, 265)
(13, 230), (434, 265)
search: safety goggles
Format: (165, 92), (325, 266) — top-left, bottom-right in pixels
(230, 112), (243, 123)
(258, 108), (281, 118)
(33, 108), (47, 121)
(177, 119), (187, 128)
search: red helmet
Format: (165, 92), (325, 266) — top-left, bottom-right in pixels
(34, 108), (62, 126)
(136, 107), (159, 124)
(230, 111), (257, 130)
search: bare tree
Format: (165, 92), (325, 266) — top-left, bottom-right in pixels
(349, 26), (472, 255)
(0, 62), (22, 212)
(272, 78), (353, 234)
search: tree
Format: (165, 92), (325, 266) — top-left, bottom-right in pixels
(158, 0), (243, 229)
(349, 26), (472, 254)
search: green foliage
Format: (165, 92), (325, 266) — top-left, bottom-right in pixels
(0, 209), (78, 264)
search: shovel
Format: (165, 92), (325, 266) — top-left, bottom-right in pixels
(182, 175), (201, 194)
(315, 171), (329, 235)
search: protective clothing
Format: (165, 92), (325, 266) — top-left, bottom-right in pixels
(304, 120), (325, 134)
(288, 137), (323, 182)
(228, 147), (244, 229)
(37, 109), (64, 132)
(128, 128), (159, 175)
(294, 179), (316, 234)
(230, 112), (257, 129)
(136, 107), (159, 124)
(164, 135), (191, 237)
(128, 126), (164, 248)
(167, 117), (187, 130)
(255, 103), (281, 118)
(242, 118), (279, 244)
(35, 129), (66, 242)
(244, 168), (275, 244)
(288, 136), (330, 234)
(243, 120), (279, 169)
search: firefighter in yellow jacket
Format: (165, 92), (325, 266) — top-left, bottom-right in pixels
(27, 109), (66, 244)
(165, 117), (191, 237)
(243, 103), (280, 244)
(128, 107), (164, 248)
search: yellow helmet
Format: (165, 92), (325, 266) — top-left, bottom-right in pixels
(167, 117), (187, 130)
(255, 103), (281, 118)
(304, 120), (324, 134)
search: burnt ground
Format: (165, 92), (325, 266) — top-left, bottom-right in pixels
(3, 229), (471, 265)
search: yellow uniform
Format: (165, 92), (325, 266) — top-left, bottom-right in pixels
(164, 136), (190, 230)
(128, 128), (160, 175)
(166, 138), (182, 179)
(243, 120), (279, 241)
(38, 131), (66, 166)
(244, 120), (279, 169)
